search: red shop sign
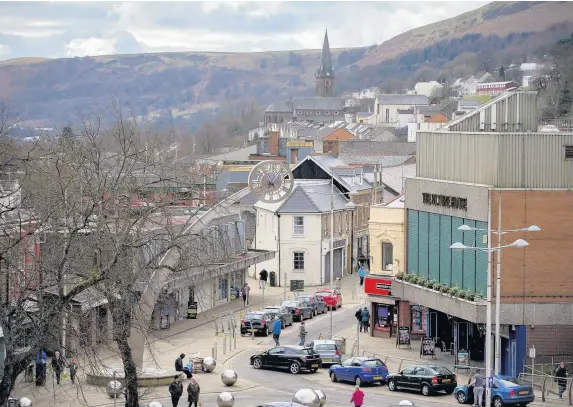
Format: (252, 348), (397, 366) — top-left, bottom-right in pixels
(364, 276), (392, 296)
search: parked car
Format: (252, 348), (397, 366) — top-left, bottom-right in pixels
(250, 345), (322, 374)
(263, 306), (294, 328)
(296, 293), (327, 316)
(387, 364), (457, 396)
(329, 357), (389, 386)
(308, 339), (341, 366)
(281, 300), (313, 322)
(315, 288), (342, 310)
(454, 376), (535, 407)
(240, 311), (273, 336)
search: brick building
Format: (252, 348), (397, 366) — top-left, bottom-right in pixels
(387, 90), (573, 377)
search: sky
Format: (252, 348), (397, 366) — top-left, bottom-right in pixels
(0, 1), (489, 61)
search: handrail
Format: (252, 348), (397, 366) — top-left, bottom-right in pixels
(518, 372), (573, 405)
(360, 351), (429, 371)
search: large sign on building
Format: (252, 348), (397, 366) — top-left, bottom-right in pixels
(406, 178), (489, 221)
(364, 276), (392, 296)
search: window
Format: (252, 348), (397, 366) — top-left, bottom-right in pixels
(385, 108), (390, 122)
(411, 305), (423, 332)
(565, 145), (573, 160)
(338, 212), (342, 233)
(293, 252), (305, 270)
(293, 216), (304, 236)
(382, 242), (394, 271)
(342, 359), (354, 367)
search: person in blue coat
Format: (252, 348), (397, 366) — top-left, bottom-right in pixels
(361, 307), (371, 333)
(272, 316), (282, 346)
(358, 265), (367, 286)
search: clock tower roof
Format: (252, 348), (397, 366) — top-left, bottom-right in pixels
(315, 29), (334, 78)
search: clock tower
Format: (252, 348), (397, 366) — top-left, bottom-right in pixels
(315, 30), (334, 97)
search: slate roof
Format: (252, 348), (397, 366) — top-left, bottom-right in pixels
(339, 140), (416, 157)
(340, 155), (413, 166)
(459, 99), (481, 108)
(197, 145), (257, 164)
(254, 180), (349, 214)
(216, 170), (250, 190)
(266, 97), (344, 113)
(377, 94), (429, 106)
(316, 30), (334, 78)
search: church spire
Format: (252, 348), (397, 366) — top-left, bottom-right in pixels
(316, 29), (333, 78)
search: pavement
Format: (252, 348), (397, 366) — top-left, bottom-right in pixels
(10, 274), (565, 406)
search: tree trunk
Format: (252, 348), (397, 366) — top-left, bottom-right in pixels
(0, 353), (29, 407)
(111, 299), (139, 407)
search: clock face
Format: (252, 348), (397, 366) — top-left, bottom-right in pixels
(248, 161), (294, 203)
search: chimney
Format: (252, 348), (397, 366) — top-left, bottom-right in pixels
(269, 131), (279, 155)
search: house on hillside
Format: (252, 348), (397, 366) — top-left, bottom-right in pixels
(407, 113), (450, 143)
(476, 81), (518, 96)
(409, 81), (443, 97)
(374, 95), (429, 126)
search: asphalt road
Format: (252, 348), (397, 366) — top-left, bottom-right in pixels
(230, 306), (457, 407)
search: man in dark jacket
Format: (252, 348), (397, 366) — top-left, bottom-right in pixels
(555, 362), (568, 399)
(355, 309), (363, 332)
(169, 375), (184, 407)
(175, 353), (185, 372)
(259, 269), (268, 289)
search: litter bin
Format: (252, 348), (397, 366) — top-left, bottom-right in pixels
(269, 271), (276, 287)
(25, 363), (34, 382)
(333, 337), (346, 355)
(186, 302), (198, 319)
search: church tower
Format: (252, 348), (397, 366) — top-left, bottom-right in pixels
(315, 30), (334, 97)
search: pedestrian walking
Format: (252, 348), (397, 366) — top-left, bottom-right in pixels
(241, 282), (250, 306)
(272, 316), (282, 346)
(355, 308), (363, 332)
(35, 349), (47, 386)
(360, 307), (370, 333)
(470, 369), (485, 407)
(259, 269), (268, 290)
(51, 350), (65, 385)
(175, 353), (186, 372)
(350, 385), (364, 407)
(187, 377), (201, 407)
(69, 356), (78, 384)
(169, 375), (184, 407)
(555, 362), (568, 399)
(358, 265), (367, 286)
(299, 321), (307, 346)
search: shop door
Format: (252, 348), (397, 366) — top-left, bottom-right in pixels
(429, 312), (438, 341)
(324, 249), (343, 284)
(509, 340), (517, 377)
(453, 321), (458, 355)
(458, 322), (469, 351)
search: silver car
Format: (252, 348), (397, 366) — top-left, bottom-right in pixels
(309, 339), (341, 366)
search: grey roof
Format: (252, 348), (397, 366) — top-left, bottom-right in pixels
(266, 97), (343, 113)
(197, 145), (257, 164)
(340, 154), (413, 166)
(377, 94), (429, 106)
(216, 170), (250, 190)
(339, 140), (416, 157)
(266, 100), (292, 112)
(254, 180), (349, 214)
(459, 99), (481, 108)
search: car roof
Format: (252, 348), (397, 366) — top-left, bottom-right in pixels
(312, 340), (336, 345)
(264, 306), (281, 310)
(246, 311), (265, 315)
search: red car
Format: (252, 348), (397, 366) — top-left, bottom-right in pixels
(315, 288), (342, 310)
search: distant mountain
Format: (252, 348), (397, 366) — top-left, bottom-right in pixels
(0, 1), (572, 129)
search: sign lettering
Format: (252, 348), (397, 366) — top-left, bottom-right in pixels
(422, 193), (467, 211)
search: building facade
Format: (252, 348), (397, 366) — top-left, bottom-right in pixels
(374, 95), (430, 126)
(392, 90), (573, 377)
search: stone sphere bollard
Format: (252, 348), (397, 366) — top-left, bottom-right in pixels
(217, 391), (235, 407)
(314, 390), (326, 407)
(148, 402), (163, 407)
(106, 380), (123, 398)
(20, 398), (33, 407)
(203, 357), (217, 373)
(221, 369), (238, 386)
(293, 389), (320, 407)
(398, 401), (414, 406)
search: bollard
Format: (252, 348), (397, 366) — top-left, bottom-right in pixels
(252, 327), (255, 340)
(215, 342), (218, 359)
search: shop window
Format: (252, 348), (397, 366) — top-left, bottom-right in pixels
(219, 278), (228, 301)
(293, 252), (305, 270)
(293, 216), (304, 236)
(411, 305), (424, 333)
(382, 242), (393, 271)
(374, 303), (395, 332)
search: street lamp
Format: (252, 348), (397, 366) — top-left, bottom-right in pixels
(457, 217), (539, 375)
(450, 237), (530, 407)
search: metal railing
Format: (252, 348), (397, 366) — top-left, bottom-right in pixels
(360, 351), (432, 372)
(518, 372), (573, 405)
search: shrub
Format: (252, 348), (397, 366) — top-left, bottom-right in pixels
(439, 284), (450, 293)
(428, 280), (439, 290)
(449, 286), (461, 296)
(404, 273), (415, 282)
(395, 272), (405, 280)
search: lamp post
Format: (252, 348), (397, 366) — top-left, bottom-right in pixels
(458, 213), (539, 375)
(450, 238), (529, 407)
(329, 175), (334, 339)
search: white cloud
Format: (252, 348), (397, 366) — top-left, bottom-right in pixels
(64, 38), (116, 57)
(0, 44), (10, 57)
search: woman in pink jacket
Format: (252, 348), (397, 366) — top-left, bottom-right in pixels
(350, 385), (364, 407)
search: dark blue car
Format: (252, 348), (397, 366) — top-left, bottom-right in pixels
(454, 376), (535, 407)
(328, 357), (389, 386)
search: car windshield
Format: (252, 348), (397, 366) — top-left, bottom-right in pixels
(264, 309), (278, 314)
(282, 301), (297, 307)
(299, 296), (312, 302)
(316, 344), (336, 351)
(244, 314), (263, 320)
(430, 366), (452, 375)
(315, 292), (331, 297)
(364, 359), (386, 367)
(299, 348), (314, 355)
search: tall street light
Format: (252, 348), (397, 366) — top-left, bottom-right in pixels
(458, 212), (539, 375)
(450, 237), (529, 407)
